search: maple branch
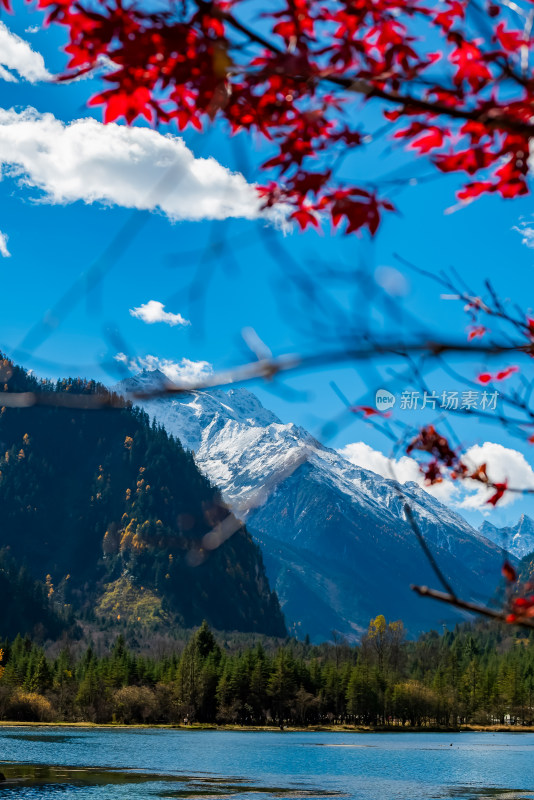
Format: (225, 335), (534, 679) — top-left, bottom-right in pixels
(219, 7), (534, 137)
(411, 585), (534, 630)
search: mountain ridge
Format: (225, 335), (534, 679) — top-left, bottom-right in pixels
(479, 513), (534, 559)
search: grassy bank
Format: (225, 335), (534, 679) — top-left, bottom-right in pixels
(1, 721), (534, 733)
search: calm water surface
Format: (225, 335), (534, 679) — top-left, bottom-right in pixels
(0, 729), (533, 800)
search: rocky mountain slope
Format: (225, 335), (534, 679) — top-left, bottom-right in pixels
(479, 514), (534, 560)
(118, 370), (507, 641)
(0, 358), (286, 639)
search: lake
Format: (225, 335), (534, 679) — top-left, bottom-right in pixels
(0, 729), (533, 800)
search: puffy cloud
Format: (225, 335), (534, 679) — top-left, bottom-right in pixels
(130, 300), (190, 327)
(115, 353), (213, 387)
(459, 442), (534, 509)
(339, 440), (534, 510)
(0, 22), (50, 83)
(0, 107), (278, 222)
(0, 66), (18, 83)
(0, 230), (11, 258)
(339, 441), (457, 503)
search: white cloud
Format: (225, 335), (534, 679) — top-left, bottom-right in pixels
(0, 230), (11, 258)
(115, 353), (213, 387)
(339, 441), (457, 503)
(0, 22), (50, 83)
(0, 66), (18, 83)
(513, 219), (534, 248)
(130, 300), (190, 327)
(339, 440), (534, 510)
(459, 442), (534, 509)
(0, 107), (277, 222)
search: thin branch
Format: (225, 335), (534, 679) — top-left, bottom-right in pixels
(411, 585), (534, 630)
(0, 337), (530, 409)
(404, 504), (457, 597)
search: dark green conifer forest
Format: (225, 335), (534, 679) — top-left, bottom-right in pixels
(1, 618), (534, 727)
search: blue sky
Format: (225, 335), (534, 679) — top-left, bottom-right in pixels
(2, 3), (534, 529)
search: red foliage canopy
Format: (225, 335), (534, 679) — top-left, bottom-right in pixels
(6, 0), (534, 234)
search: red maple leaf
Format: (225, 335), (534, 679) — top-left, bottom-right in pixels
(421, 460), (443, 484)
(494, 22), (523, 52)
(89, 86), (154, 124)
(495, 366), (519, 380)
(290, 207), (319, 230)
(487, 481), (507, 506)
(457, 182), (495, 201)
(467, 325), (488, 340)
(478, 366), (518, 383)
(409, 128), (445, 154)
(349, 405), (390, 418)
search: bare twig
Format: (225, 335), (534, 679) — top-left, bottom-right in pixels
(411, 585), (534, 630)
(404, 505), (457, 597)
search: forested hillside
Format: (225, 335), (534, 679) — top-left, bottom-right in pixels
(0, 549), (71, 640)
(1, 618), (533, 726)
(0, 357), (285, 637)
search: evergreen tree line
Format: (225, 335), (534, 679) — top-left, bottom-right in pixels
(1, 616), (534, 727)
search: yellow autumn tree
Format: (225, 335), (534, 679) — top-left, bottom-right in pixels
(363, 615), (405, 676)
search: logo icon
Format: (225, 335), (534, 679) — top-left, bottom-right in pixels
(375, 389), (396, 411)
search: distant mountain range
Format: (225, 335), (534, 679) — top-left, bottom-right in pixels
(0, 358), (286, 640)
(118, 370), (510, 642)
(479, 514), (534, 560)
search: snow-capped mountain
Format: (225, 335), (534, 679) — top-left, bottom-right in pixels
(117, 370), (507, 641)
(480, 514), (534, 560)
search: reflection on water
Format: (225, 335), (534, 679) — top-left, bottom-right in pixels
(6, 736), (73, 745)
(0, 763), (344, 800)
(0, 729), (533, 800)
(448, 790), (534, 800)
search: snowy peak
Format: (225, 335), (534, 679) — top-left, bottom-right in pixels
(115, 372), (280, 452)
(116, 370), (499, 549)
(480, 514), (534, 559)
(115, 371), (507, 640)
(119, 368), (170, 391)
(220, 387), (282, 427)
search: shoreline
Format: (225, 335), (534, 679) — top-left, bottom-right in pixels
(1, 721), (534, 733)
